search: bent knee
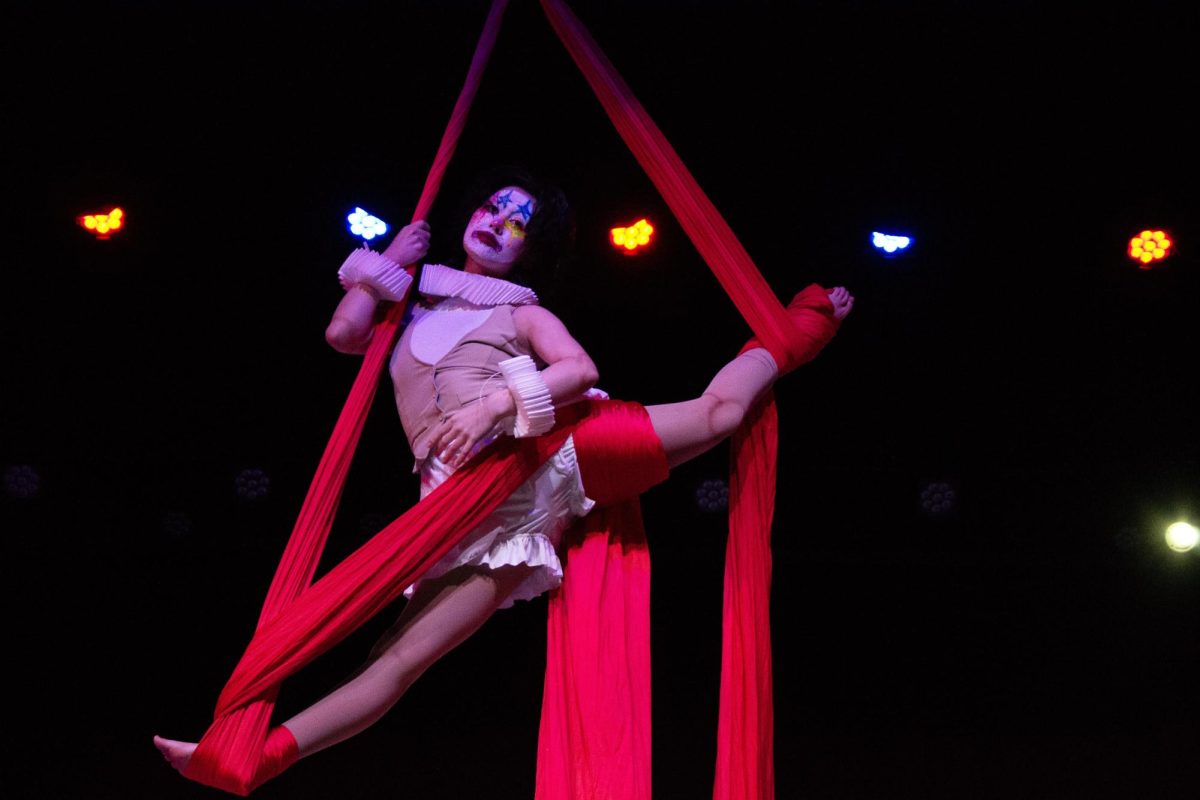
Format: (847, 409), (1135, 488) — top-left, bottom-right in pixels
(703, 394), (747, 440)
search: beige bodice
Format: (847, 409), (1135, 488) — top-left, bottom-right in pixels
(389, 302), (536, 462)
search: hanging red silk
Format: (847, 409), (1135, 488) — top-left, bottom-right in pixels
(178, 1), (842, 798)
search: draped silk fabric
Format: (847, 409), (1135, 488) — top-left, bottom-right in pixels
(180, 1), (842, 797)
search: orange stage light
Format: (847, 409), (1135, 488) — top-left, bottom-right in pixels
(610, 218), (654, 254)
(1127, 229), (1172, 268)
(79, 207), (125, 239)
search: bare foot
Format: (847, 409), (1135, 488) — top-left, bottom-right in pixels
(153, 735), (197, 774)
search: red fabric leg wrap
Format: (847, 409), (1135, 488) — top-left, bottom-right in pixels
(570, 399), (669, 507)
(251, 726), (299, 792)
(737, 284), (843, 374)
(184, 721), (299, 797)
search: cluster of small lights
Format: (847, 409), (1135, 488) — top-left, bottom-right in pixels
(80, 207), (124, 238)
(695, 478), (729, 513)
(235, 468), (271, 501)
(162, 510), (194, 539)
(1128, 229), (1172, 266)
(611, 219), (654, 253)
(1112, 525), (1140, 553)
(871, 231), (912, 254)
(3, 464), (40, 499)
(348, 207), (388, 241)
(919, 480), (957, 517)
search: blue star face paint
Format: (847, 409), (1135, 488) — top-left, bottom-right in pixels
(462, 186), (538, 277)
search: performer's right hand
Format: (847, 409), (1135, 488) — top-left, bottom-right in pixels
(382, 220), (432, 266)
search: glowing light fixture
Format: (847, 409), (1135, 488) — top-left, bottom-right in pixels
(871, 231), (912, 255)
(695, 478), (729, 513)
(348, 207), (388, 241)
(1128, 229), (1172, 267)
(235, 467), (271, 501)
(79, 207), (125, 239)
(1165, 521), (1198, 553)
(610, 218), (655, 254)
(3, 464), (40, 499)
(919, 479), (958, 517)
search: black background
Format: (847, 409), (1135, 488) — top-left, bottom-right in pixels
(3, 1), (1198, 798)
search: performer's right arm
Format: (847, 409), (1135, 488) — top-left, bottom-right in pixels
(325, 286), (380, 354)
(326, 221), (432, 354)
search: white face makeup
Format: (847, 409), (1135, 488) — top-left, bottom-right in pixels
(461, 186), (538, 277)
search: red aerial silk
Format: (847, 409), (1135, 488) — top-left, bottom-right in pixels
(179, 0), (842, 798)
(536, 4), (839, 798)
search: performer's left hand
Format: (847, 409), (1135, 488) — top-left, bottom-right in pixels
(430, 403), (504, 469)
(827, 286), (855, 320)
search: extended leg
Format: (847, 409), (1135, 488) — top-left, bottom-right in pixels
(646, 347), (778, 469)
(646, 284), (853, 469)
(154, 564), (535, 773)
(281, 563), (536, 757)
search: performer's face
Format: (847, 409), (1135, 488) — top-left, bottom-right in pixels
(462, 186), (537, 277)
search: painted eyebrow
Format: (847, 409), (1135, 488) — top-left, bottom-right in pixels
(514, 198), (535, 221)
(486, 195), (534, 222)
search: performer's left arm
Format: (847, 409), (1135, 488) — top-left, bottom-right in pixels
(511, 305), (599, 405)
(429, 306), (598, 467)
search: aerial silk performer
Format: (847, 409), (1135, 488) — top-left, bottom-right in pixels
(153, 1), (854, 798)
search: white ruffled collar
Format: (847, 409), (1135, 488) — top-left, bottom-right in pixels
(417, 263), (539, 307)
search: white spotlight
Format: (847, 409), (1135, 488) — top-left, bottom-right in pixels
(1165, 522), (1198, 553)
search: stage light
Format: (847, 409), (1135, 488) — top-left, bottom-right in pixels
(3, 464), (40, 499)
(359, 510), (393, 537)
(78, 207), (125, 239)
(871, 231), (912, 255)
(1165, 521), (1198, 553)
(235, 468), (271, 501)
(348, 207), (388, 241)
(695, 478), (728, 513)
(1127, 229), (1172, 267)
(610, 218), (654, 254)
(919, 479), (957, 517)
(1113, 525), (1140, 553)
(162, 510), (194, 539)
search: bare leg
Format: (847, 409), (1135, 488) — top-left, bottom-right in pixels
(646, 348), (778, 469)
(281, 563), (535, 758)
(154, 563), (535, 771)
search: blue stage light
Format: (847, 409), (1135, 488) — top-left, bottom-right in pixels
(347, 207), (389, 241)
(871, 231), (913, 255)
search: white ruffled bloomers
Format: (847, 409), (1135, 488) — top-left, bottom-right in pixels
(403, 435), (596, 608)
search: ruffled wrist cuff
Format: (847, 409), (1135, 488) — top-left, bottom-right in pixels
(337, 246), (413, 302)
(499, 355), (555, 438)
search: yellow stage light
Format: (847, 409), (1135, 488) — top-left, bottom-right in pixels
(610, 218), (655, 254)
(1128, 229), (1172, 268)
(79, 207), (126, 239)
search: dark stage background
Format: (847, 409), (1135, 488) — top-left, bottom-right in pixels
(3, 1), (1198, 798)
